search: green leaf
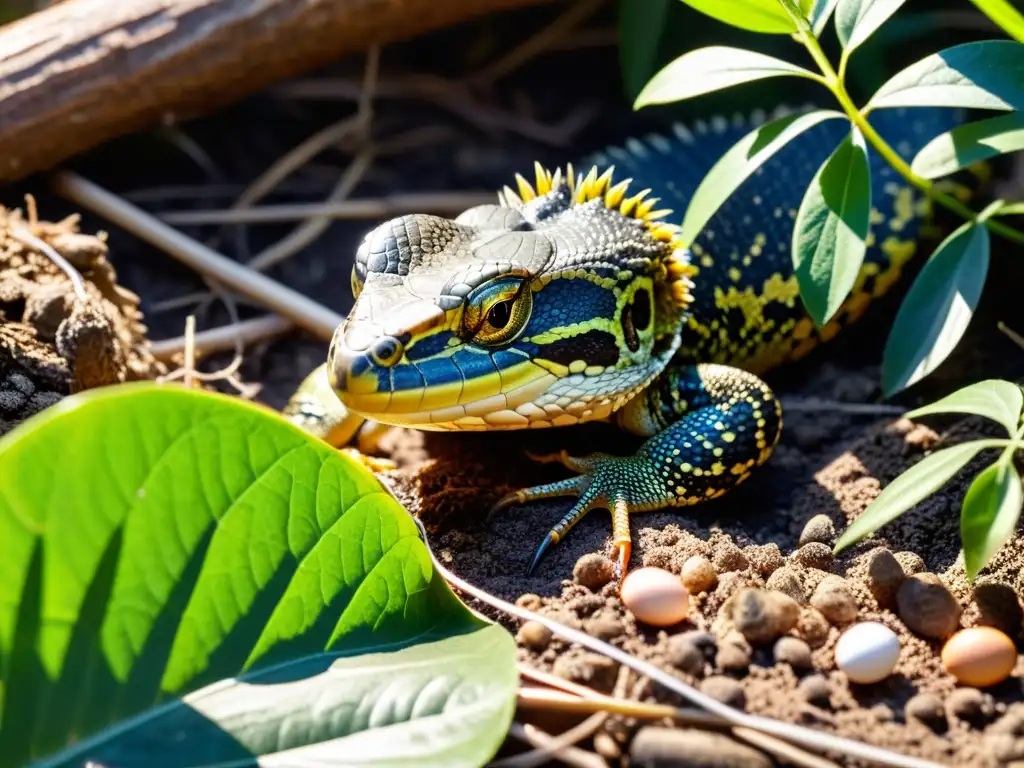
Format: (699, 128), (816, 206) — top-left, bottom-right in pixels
(806, 0), (842, 35)
(0, 383), (517, 768)
(961, 458), (1024, 580)
(881, 221), (990, 396)
(835, 0), (908, 53)
(677, 0), (798, 34)
(868, 40), (1024, 111)
(792, 126), (872, 325)
(995, 201), (1024, 216)
(635, 46), (817, 108)
(681, 109), (847, 246)
(968, 0), (1024, 42)
(911, 112), (1024, 179)
(834, 441), (993, 553)
(906, 379), (1024, 437)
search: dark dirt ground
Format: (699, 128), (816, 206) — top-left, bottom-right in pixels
(6, 2), (1024, 766)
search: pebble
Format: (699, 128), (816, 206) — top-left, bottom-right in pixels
(713, 543), (749, 573)
(620, 567), (690, 626)
(894, 551), (926, 575)
(744, 543), (784, 577)
(865, 548), (906, 608)
(516, 593), (542, 611)
(680, 555), (717, 594)
(586, 613), (624, 641)
(765, 567), (806, 604)
(905, 693), (948, 732)
(727, 588), (800, 644)
(700, 675), (746, 709)
(516, 620), (552, 649)
(553, 651), (618, 692)
(834, 621), (901, 683)
(799, 514), (836, 546)
(797, 607), (833, 648)
(573, 553), (615, 590)
(947, 687), (994, 727)
(941, 627), (1018, 687)
(717, 633), (753, 675)
(974, 581), (1024, 637)
(773, 636), (813, 671)
(798, 674), (832, 707)
(810, 576), (859, 625)
(629, 726), (772, 768)
(792, 542), (834, 571)
(666, 631), (716, 676)
(896, 573), (962, 640)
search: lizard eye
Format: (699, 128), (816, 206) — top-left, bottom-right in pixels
(462, 277), (532, 346)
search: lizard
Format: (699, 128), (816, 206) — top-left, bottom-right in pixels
(282, 104), (984, 579)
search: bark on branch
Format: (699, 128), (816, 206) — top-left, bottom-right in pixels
(0, 0), (555, 182)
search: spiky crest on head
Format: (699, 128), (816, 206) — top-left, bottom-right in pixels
(496, 161), (698, 311)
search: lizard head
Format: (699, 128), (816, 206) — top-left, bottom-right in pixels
(327, 163), (696, 431)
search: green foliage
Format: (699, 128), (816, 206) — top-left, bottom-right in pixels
(968, 0), (1024, 42)
(624, 0), (1024, 396)
(0, 383), (517, 767)
(835, 379), (1024, 581)
(791, 128), (872, 325)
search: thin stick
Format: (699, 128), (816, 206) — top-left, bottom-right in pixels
(501, 723), (605, 768)
(493, 713), (607, 768)
(149, 315), (295, 362)
(50, 171), (343, 341)
(183, 315), (196, 388)
(157, 192), (495, 225)
(9, 227), (88, 301)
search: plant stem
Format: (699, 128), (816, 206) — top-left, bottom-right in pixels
(776, 0), (1024, 247)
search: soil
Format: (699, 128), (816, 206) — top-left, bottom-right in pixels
(4, 2), (1024, 766)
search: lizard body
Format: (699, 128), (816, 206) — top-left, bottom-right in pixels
(284, 105), (980, 576)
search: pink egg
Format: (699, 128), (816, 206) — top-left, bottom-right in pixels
(620, 567), (691, 626)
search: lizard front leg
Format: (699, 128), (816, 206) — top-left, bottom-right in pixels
(493, 363), (783, 579)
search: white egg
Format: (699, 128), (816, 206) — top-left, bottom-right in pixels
(834, 621), (901, 684)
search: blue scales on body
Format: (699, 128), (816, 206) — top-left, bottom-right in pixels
(283, 105), (982, 579)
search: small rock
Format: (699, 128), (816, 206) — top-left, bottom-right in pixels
(799, 514), (836, 546)
(865, 548), (906, 608)
(744, 543), (784, 577)
(681, 555), (717, 594)
(727, 588), (800, 644)
(947, 687), (994, 727)
(766, 567), (806, 604)
(516, 593), (542, 611)
(974, 581), (1024, 637)
(4, 372), (35, 396)
(629, 726), (771, 768)
(797, 607), (833, 648)
(773, 636), (813, 670)
(798, 674), (832, 707)
(905, 693), (948, 733)
(0, 389), (27, 415)
(717, 635), (752, 675)
(713, 543), (749, 573)
(516, 620), (552, 650)
(666, 633), (712, 676)
(586, 614), (624, 641)
(896, 573), (962, 640)
(574, 553), (615, 590)
(792, 542), (834, 571)
(552, 652), (618, 692)
(700, 675), (746, 709)
(810, 576), (859, 625)
(894, 551), (926, 575)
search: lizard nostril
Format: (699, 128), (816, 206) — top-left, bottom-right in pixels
(369, 336), (404, 368)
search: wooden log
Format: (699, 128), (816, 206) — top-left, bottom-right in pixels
(0, 0), (556, 182)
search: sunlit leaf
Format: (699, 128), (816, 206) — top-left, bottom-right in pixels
(806, 0), (842, 35)
(792, 126), (872, 325)
(911, 111), (1024, 178)
(881, 221), (990, 395)
(0, 383), (517, 768)
(968, 0), (1024, 42)
(961, 458), (1023, 580)
(635, 46), (817, 108)
(836, 0), (908, 53)
(680, 109), (847, 246)
(834, 441), (993, 553)
(869, 40), (1024, 111)
(906, 379), (1024, 437)
(678, 0), (797, 34)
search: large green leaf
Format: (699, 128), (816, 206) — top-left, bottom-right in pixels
(677, 0), (798, 34)
(835, 0), (908, 54)
(0, 383), (517, 767)
(911, 112), (1024, 179)
(961, 458), (1023, 581)
(906, 379), (1024, 437)
(792, 127), (872, 325)
(834, 441), (993, 553)
(881, 221), (990, 396)
(680, 109), (847, 246)
(868, 40), (1024, 111)
(968, 0), (1024, 42)
(635, 46), (816, 108)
